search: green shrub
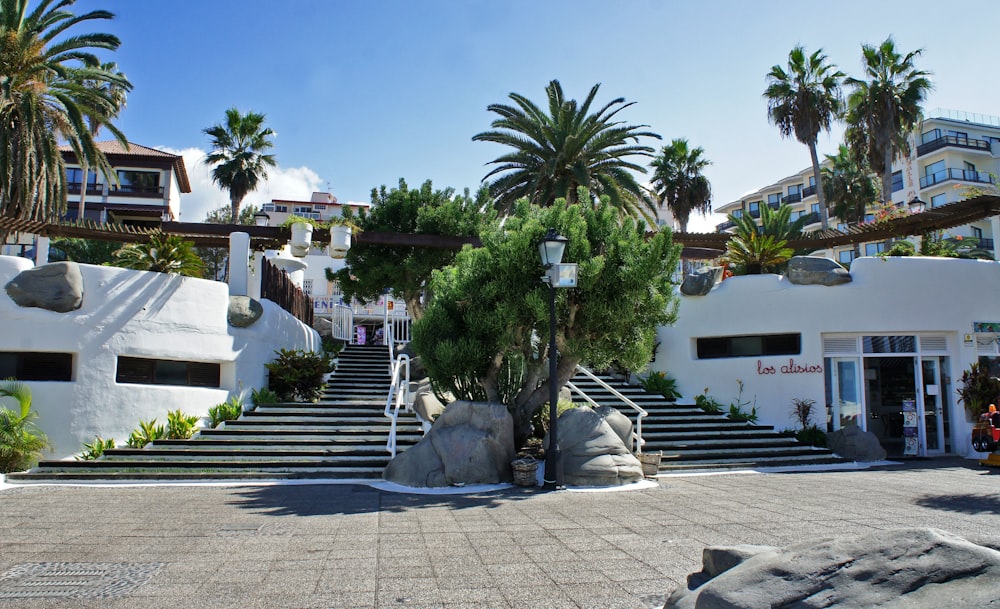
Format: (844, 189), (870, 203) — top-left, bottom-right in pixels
(265, 349), (333, 402)
(250, 387), (279, 407)
(208, 396), (243, 428)
(796, 425), (828, 447)
(957, 362), (1000, 418)
(0, 379), (50, 473)
(790, 397), (816, 429)
(728, 403), (758, 423)
(694, 392), (723, 413)
(127, 419), (165, 448)
(639, 372), (681, 401)
(77, 436), (115, 461)
(166, 410), (200, 439)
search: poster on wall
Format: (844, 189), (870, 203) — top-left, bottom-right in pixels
(902, 399), (918, 456)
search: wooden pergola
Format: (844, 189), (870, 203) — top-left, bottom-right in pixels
(3, 194), (1000, 258)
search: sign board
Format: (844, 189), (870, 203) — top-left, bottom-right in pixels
(974, 322), (1000, 333)
(902, 399), (918, 456)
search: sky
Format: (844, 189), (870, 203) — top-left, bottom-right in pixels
(90, 0), (1000, 232)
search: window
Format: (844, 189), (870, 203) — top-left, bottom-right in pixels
(116, 170), (160, 193)
(293, 206), (313, 214)
(788, 184), (802, 196)
(116, 357), (220, 387)
(66, 168), (97, 185)
(0, 352), (73, 381)
(921, 129), (941, 144)
(863, 335), (916, 354)
(767, 193), (781, 205)
(924, 160), (945, 177)
(811, 203), (820, 214)
(302, 279), (314, 295)
(696, 333), (801, 360)
(865, 243), (884, 256)
(809, 176), (816, 187)
(839, 250), (855, 264)
(972, 226), (984, 240)
(864, 213), (875, 223)
(749, 201), (760, 215)
(732, 209), (742, 218)
(837, 223), (849, 232)
(891, 171), (903, 193)
(790, 210), (802, 221)
(930, 193), (947, 208)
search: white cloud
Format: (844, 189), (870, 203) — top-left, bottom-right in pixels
(156, 147), (324, 222)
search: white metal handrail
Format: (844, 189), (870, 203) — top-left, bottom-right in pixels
(384, 354), (410, 457)
(568, 366), (647, 453)
(330, 304), (353, 343)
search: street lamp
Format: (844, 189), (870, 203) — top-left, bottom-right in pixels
(908, 197), (926, 214)
(538, 228), (577, 489)
(254, 211), (270, 227)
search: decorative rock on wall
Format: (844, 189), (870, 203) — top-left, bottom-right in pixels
(552, 406), (643, 486)
(4, 261), (84, 312)
(227, 295), (264, 327)
(786, 255), (852, 286)
(680, 266), (723, 296)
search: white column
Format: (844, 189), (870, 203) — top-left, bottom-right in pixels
(228, 232), (251, 296)
(34, 236), (49, 265)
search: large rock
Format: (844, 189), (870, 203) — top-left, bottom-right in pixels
(827, 423), (887, 462)
(664, 528), (1000, 609)
(227, 295), (264, 327)
(552, 406), (643, 486)
(680, 266), (723, 296)
(411, 380), (446, 424)
(4, 261), (83, 312)
(786, 255), (852, 286)
(382, 401), (514, 487)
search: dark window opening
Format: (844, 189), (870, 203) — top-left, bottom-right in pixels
(696, 334), (801, 359)
(0, 352), (73, 381)
(116, 357), (220, 387)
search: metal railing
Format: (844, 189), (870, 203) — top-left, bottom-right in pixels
(782, 192), (802, 204)
(916, 134), (991, 157)
(802, 185), (816, 198)
(566, 366), (646, 453)
(384, 353), (411, 457)
(919, 168), (994, 188)
(330, 304), (353, 342)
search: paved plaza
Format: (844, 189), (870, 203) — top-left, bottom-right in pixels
(0, 458), (998, 609)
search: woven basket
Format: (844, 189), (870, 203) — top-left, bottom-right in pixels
(637, 452), (662, 477)
(511, 458), (538, 487)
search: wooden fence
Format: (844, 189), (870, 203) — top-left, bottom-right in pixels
(260, 258), (314, 327)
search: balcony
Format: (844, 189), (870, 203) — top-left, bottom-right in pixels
(919, 168), (994, 189)
(802, 185), (816, 198)
(782, 193), (803, 204)
(916, 135), (991, 157)
(800, 211), (820, 226)
(110, 184), (164, 197)
(67, 182), (103, 196)
(748, 209), (761, 219)
(716, 220), (735, 232)
(767, 201), (781, 210)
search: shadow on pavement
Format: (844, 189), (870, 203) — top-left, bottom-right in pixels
(914, 493), (1000, 515)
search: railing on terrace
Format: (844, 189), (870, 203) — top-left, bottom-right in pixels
(916, 135), (991, 157)
(981, 238), (995, 250)
(110, 185), (164, 196)
(716, 220), (736, 232)
(782, 193), (803, 204)
(800, 211), (820, 226)
(919, 168), (994, 189)
(67, 183), (103, 196)
(802, 185), (817, 198)
(260, 257), (314, 326)
(566, 366), (646, 453)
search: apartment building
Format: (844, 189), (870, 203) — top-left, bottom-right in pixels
(716, 109), (1000, 263)
(257, 191), (369, 226)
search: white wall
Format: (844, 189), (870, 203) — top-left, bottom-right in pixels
(653, 256), (1000, 458)
(0, 257), (319, 459)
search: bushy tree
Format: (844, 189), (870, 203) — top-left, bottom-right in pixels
(332, 179), (492, 321)
(112, 232), (206, 277)
(822, 144), (879, 225)
(49, 237), (121, 265)
(411, 193), (680, 445)
(722, 203), (802, 274)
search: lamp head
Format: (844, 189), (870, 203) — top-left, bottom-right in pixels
(538, 228), (568, 268)
(253, 211), (270, 227)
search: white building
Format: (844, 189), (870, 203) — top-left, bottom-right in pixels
(258, 191), (369, 227)
(653, 256), (1000, 461)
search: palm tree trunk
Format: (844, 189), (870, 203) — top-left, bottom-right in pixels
(808, 142), (828, 231)
(882, 147), (894, 204)
(230, 194), (242, 223)
(78, 159), (89, 222)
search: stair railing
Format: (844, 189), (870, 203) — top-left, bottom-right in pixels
(383, 353), (411, 457)
(567, 365), (647, 453)
(330, 304), (354, 343)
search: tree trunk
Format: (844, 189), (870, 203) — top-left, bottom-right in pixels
(510, 353), (580, 449)
(78, 159), (89, 223)
(404, 293), (423, 322)
(808, 142), (828, 230)
(231, 193), (244, 224)
(882, 146), (894, 205)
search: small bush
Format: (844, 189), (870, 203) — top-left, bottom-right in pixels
(77, 436), (115, 461)
(250, 387), (279, 407)
(166, 410), (200, 439)
(796, 425), (828, 448)
(694, 392), (723, 413)
(728, 403), (758, 423)
(127, 419), (165, 448)
(0, 380), (50, 473)
(265, 349), (333, 402)
(639, 372), (681, 401)
(208, 397), (243, 428)
(790, 397), (816, 429)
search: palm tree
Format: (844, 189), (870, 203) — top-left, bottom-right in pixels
(764, 46), (844, 230)
(113, 232), (206, 278)
(203, 108), (277, 221)
(0, 379), (49, 473)
(845, 37), (933, 203)
(473, 79), (660, 220)
(77, 61), (131, 222)
(723, 204), (803, 274)
(0, 0), (130, 232)
(649, 138), (712, 233)
(822, 144), (880, 225)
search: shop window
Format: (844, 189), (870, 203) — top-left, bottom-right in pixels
(0, 352), (73, 381)
(696, 333), (801, 360)
(862, 335), (916, 354)
(116, 356), (220, 387)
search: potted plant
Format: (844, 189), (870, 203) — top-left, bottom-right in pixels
(957, 362), (1000, 419)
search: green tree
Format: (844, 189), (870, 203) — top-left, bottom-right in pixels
(0, 0), (131, 234)
(845, 37), (933, 203)
(411, 193), (680, 445)
(723, 203), (802, 274)
(331, 179), (491, 321)
(49, 237), (121, 265)
(203, 108), (277, 221)
(76, 61), (130, 221)
(764, 46), (844, 230)
(649, 138), (712, 233)
(821, 144), (879, 225)
(473, 80), (660, 220)
(112, 232), (206, 277)
(0, 379), (49, 473)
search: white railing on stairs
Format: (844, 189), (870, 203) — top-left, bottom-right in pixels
(330, 304), (353, 343)
(567, 366), (647, 453)
(384, 353), (410, 457)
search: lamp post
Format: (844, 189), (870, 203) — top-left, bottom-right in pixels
(908, 197), (926, 214)
(538, 228), (576, 489)
(254, 211), (270, 227)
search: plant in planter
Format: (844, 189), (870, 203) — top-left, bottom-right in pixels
(694, 390), (723, 413)
(957, 362), (1000, 419)
(727, 380), (758, 423)
(0, 380), (50, 473)
(77, 436), (115, 461)
(166, 410), (201, 439)
(208, 396), (244, 428)
(788, 396), (826, 447)
(127, 419), (165, 448)
(265, 349), (334, 403)
(640, 371), (681, 401)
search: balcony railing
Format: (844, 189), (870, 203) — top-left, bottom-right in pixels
(800, 211), (820, 226)
(748, 209), (761, 219)
(110, 184), (164, 196)
(66, 182), (103, 196)
(716, 220), (735, 232)
(919, 168), (994, 189)
(916, 135), (991, 157)
(767, 201), (781, 210)
(802, 185), (816, 198)
(782, 193), (802, 204)
(980, 238), (995, 250)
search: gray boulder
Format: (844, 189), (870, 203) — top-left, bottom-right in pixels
(228, 295), (264, 327)
(383, 401), (514, 487)
(552, 406), (643, 486)
(411, 380), (446, 424)
(594, 405), (633, 449)
(4, 261), (83, 312)
(664, 528), (1000, 609)
(827, 423), (887, 462)
(680, 266), (723, 296)
(786, 255), (852, 286)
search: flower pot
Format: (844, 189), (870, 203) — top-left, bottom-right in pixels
(329, 225), (352, 259)
(637, 451), (662, 477)
(511, 457), (538, 487)
(290, 222), (313, 257)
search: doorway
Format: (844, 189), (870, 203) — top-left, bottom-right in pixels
(863, 357), (916, 458)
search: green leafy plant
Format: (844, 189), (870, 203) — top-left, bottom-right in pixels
(112, 232), (206, 277)
(77, 436), (115, 461)
(727, 380), (758, 423)
(166, 410), (200, 439)
(208, 397), (244, 428)
(957, 362), (1000, 418)
(250, 387), (279, 407)
(796, 425), (828, 447)
(530, 399), (579, 438)
(694, 390), (723, 413)
(790, 397), (816, 429)
(265, 349), (333, 402)
(0, 380), (50, 473)
(879, 240), (915, 258)
(640, 372), (681, 401)
(127, 419), (165, 448)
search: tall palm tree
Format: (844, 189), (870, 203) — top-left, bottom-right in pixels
(203, 108), (277, 221)
(764, 46), (844, 230)
(845, 37), (933, 203)
(821, 144), (880, 225)
(473, 79), (660, 220)
(0, 0), (130, 232)
(649, 138), (712, 233)
(77, 61), (130, 222)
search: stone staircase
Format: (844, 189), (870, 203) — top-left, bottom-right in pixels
(569, 372), (845, 471)
(7, 345), (423, 482)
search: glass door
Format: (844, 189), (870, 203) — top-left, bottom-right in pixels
(825, 357), (863, 431)
(920, 358), (947, 455)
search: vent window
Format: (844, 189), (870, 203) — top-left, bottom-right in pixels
(116, 357), (220, 387)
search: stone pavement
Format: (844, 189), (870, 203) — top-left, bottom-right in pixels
(0, 458), (998, 609)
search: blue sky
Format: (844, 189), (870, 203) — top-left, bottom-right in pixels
(96, 0), (1000, 230)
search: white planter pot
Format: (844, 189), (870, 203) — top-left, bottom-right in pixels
(290, 222), (313, 257)
(329, 225), (352, 259)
